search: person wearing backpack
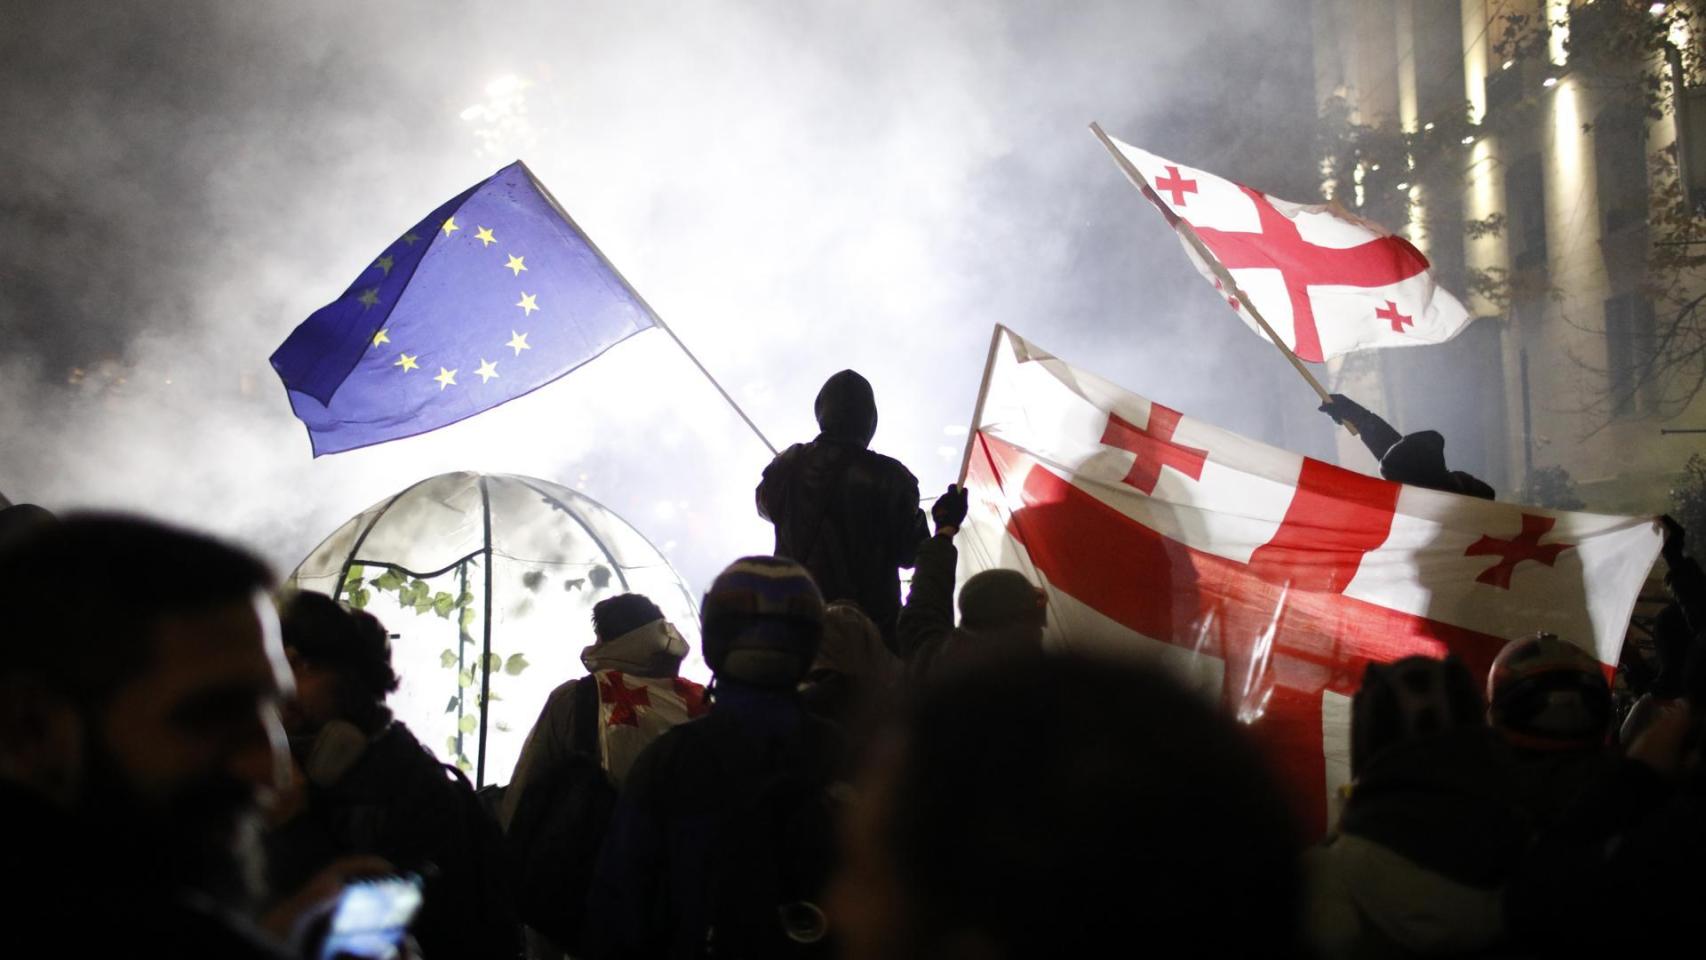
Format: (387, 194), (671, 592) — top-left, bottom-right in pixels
(503, 593), (706, 958)
(266, 590), (521, 960)
(584, 557), (846, 960)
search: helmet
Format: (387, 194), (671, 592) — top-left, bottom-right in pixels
(1487, 632), (1611, 750)
(701, 556), (825, 687)
(1350, 654), (1483, 778)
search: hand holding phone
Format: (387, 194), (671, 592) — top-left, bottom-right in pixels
(318, 874), (424, 960)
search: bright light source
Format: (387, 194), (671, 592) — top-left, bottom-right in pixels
(1370, 163), (1381, 171)
(1423, 122), (1436, 131)
(1651, 2), (1668, 15)
(459, 105), (482, 121)
(1396, 182), (1411, 191)
(486, 74), (523, 98)
(1543, 76), (1559, 88)
(1502, 60), (1515, 71)
(1462, 135), (1476, 145)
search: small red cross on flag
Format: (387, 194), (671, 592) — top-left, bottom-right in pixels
(598, 671), (652, 727)
(1099, 132), (1475, 363)
(959, 326), (1662, 834)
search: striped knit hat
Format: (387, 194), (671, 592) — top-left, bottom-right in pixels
(701, 556), (824, 686)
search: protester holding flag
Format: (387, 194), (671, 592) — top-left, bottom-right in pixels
(1318, 393), (1496, 499)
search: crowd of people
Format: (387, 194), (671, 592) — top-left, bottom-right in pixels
(1, 369), (1702, 959)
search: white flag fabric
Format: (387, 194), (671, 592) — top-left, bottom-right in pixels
(959, 326), (1661, 829)
(1104, 133), (1476, 363)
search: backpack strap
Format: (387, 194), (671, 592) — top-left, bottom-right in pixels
(572, 673), (601, 761)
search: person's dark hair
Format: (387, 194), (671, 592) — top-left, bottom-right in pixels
(881, 654), (1303, 958)
(281, 590), (399, 729)
(1350, 654), (1484, 778)
(592, 593), (665, 643)
(0, 514), (274, 707)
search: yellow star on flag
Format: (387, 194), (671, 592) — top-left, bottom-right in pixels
(435, 367), (458, 390)
(506, 331), (531, 356)
(504, 254), (526, 276)
(357, 288), (380, 309)
(474, 226), (496, 247)
(442, 216), (460, 237)
(475, 359), (500, 383)
(402, 232), (421, 246)
(375, 254), (395, 276)
(371, 328), (390, 348)
(516, 292), (539, 316)
(394, 353), (419, 372)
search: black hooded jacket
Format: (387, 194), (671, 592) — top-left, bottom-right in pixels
(757, 370), (928, 644)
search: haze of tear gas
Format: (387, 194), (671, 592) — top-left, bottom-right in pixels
(0, 0), (1329, 593)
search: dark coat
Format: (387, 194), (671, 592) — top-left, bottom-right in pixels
(756, 373), (927, 641)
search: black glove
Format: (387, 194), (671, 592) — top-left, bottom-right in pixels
(932, 484), (969, 534)
(1318, 393), (1361, 425)
(1661, 514), (1686, 566)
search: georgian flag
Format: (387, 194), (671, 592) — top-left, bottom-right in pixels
(959, 326), (1661, 831)
(1102, 132), (1475, 363)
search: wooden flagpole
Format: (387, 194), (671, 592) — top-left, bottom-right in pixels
(958, 323), (1007, 485)
(1087, 123), (1346, 416)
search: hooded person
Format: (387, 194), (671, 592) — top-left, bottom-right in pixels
(1486, 631), (1619, 827)
(1303, 655), (1531, 959)
(503, 593), (704, 827)
(799, 602), (902, 743)
(757, 370), (929, 649)
(1318, 393), (1495, 499)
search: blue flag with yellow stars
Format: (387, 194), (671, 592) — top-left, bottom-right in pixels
(271, 161), (656, 455)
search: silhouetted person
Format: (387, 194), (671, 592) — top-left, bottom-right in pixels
(757, 370), (928, 647)
(0, 515), (334, 957)
(0, 501), (54, 555)
(896, 484), (1048, 678)
(586, 557), (843, 960)
(829, 653), (1304, 959)
(267, 591), (520, 960)
(1319, 393), (1495, 499)
(1487, 631), (1618, 829)
(503, 593), (704, 959)
(798, 602), (900, 752)
(1304, 655), (1528, 958)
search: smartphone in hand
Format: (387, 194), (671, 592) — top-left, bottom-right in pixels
(318, 874), (424, 960)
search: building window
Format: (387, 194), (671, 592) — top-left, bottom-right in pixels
(1605, 291), (1656, 416)
(1506, 154), (1548, 272)
(1681, 87), (1706, 214)
(1594, 102), (1649, 234)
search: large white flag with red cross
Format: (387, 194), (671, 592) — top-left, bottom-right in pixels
(1103, 133), (1474, 363)
(593, 670), (707, 787)
(958, 327), (1661, 831)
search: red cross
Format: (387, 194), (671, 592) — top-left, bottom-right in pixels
(1100, 405), (1208, 495)
(1376, 300), (1413, 333)
(1154, 165), (1199, 206)
(598, 671), (652, 727)
(971, 432), (1512, 834)
(1464, 514), (1574, 590)
(1190, 187), (1432, 363)
(672, 676), (709, 718)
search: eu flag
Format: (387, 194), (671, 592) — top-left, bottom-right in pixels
(271, 161), (656, 455)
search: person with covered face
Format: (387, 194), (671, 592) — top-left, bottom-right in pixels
(757, 369), (929, 649)
(1317, 393), (1495, 499)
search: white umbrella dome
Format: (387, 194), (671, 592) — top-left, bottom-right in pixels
(288, 471), (702, 786)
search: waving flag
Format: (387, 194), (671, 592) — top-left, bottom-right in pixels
(271, 161), (655, 455)
(1100, 130), (1473, 363)
(959, 326), (1661, 831)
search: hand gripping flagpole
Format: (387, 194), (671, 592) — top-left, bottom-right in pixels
(1087, 124), (1357, 436)
(520, 162), (778, 457)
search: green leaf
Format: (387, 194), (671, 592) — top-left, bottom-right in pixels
(433, 591), (455, 618)
(458, 714), (478, 734)
(456, 756), (473, 774)
(457, 670), (474, 688)
(485, 652), (503, 673)
(349, 587), (371, 609)
(405, 580), (429, 604)
(504, 653), (530, 676)
(460, 606), (476, 630)
(456, 590), (475, 609)
(485, 690), (503, 702)
(413, 594), (433, 615)
(373, 568), (405, 591)
(444, 694), (460, 714)
(344, 564), (365, 586)
(496, 721), (512, 733)
(445, 736), (459, 756)
(440, 649), (458, 669)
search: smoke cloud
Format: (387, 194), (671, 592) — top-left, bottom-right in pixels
(0, 0), (1324, 592)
